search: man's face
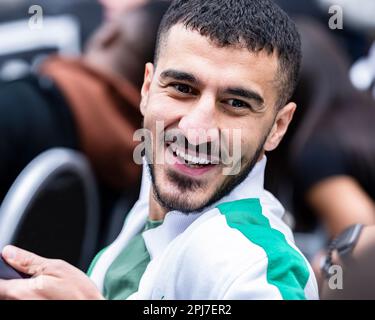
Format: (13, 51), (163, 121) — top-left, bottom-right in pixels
(140, 24), (294, 213)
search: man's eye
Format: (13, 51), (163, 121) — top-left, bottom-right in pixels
(226, 99), (250, 109)
(172, 84), (193, 94)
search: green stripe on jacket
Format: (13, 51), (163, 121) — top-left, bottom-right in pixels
(217, 198), (310, 300)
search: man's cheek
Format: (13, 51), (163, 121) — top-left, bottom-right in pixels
(148, 107), (173, 128)
(222, 129), (243, 176)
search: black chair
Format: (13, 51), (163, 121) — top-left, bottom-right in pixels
(0, 148), (99, 271)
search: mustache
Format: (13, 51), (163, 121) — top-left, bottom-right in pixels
(164, 129), (230, 163)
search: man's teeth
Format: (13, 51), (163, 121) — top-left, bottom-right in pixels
(171, 146), (211, 165)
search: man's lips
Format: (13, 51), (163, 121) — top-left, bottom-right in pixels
(166, 142), (220, 164)
(173, 161), (216, 177)
(165, 143), (218, 177)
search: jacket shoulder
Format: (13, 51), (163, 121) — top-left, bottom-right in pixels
(174, 199), (316, 299)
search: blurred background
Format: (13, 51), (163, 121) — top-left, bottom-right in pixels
(0, 0), (375, 298)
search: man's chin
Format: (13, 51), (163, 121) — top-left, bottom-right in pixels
(153, 175), (212, 213)
(148, 157), (253, 214)
(155, 192), (208, 214)
(166, 167), (208, 191)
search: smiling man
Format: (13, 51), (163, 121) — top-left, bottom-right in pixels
(0, 0), (318, 300)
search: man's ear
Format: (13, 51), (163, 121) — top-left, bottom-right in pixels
(264, 102), (296, 152)
(140, 63), (154, 116)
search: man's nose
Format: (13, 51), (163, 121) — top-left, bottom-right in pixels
(178, 95), (219, 145)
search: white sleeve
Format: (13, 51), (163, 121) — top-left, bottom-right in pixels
(221, 258), (284, 300)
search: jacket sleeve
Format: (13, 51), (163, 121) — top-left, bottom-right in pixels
(221, 258), (284, 299)
(222, 256), (318, 300)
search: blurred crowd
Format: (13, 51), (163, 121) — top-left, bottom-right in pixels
(1, 0), (375, 299)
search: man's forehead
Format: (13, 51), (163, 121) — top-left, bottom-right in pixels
(157, 24), (279, 98)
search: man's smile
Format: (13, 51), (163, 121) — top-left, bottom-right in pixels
(164, 141), (219, 177)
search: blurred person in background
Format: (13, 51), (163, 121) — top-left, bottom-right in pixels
(266, 18), (375, 253)
(99, 0), (172, 22)
(0, 0), (171, 247)
(274, 0), (370, 64)
(320, 224), (375, 299)
(317, 0), (375, 98)
(99, 0), (147, 20)
(275, 0), (375, 99)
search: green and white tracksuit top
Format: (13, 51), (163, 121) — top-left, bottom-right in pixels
(88, 157), (319, 300)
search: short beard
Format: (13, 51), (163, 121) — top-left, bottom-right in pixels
(147, 135), (267, 214)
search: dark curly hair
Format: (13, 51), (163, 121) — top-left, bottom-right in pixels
(154, 0), (301, 108)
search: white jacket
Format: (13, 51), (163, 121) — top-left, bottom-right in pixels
(89, 157), (319, 300)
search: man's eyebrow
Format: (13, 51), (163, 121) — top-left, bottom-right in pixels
(159, 71), (264, 105)
(224, 87), (264, 105)
(160, 69), (200, 85)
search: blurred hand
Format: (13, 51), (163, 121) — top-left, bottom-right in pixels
(311, 249), (327, 293)
(0, 246), (104, 300)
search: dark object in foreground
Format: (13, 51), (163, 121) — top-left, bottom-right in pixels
(0, 256), (30, 280)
